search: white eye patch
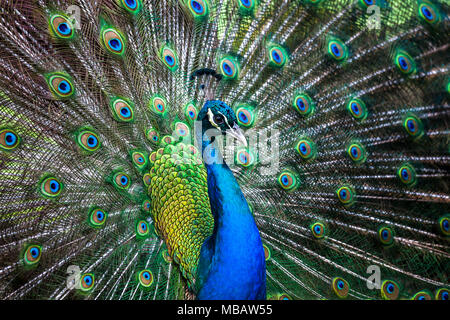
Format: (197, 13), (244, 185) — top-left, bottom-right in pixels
(207, 108), (220, 129)
(218, 111), (233, 130)
(207, 108), (233, 130)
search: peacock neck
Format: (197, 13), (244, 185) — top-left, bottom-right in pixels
(196, 139), (266, 299)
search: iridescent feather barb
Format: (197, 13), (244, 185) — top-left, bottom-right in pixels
(0, 0), (449, 300)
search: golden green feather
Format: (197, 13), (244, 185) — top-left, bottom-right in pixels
(149, 141), (214, 284)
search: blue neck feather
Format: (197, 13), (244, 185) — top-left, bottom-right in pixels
(196, 127), (266, 300)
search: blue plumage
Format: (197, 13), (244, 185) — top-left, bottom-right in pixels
(195, 101), (266, 300)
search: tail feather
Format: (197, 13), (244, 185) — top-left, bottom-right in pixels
(0, 0), (449, 300)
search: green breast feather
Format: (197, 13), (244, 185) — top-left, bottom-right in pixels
(149, 139), (214, 285)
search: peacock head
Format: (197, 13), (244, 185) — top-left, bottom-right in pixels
(196, 100), (247, 151)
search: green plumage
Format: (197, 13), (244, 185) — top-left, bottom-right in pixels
(0, 0), (448, 300)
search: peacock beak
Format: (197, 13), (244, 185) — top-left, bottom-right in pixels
(227, 123), (248, 147)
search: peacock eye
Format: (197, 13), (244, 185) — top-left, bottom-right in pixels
(24, 245), (42, 265)
(80, 273), (95, 292)
(214, 114), (224, 124)
(139, 270), (154, 287)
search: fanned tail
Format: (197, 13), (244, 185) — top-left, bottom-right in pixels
(0, 0), (449, 300)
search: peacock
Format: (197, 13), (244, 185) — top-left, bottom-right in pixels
(0, 0), (449, 301)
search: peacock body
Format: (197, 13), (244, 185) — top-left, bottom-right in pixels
(0, 0), (449, 300)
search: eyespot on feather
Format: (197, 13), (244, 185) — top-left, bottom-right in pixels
(50, 14), (74, 39)
(113, 172), (130, 190)
(359, 0), (376, 8)
(332, 277), (349, 298)
(160, 46), (178, 71)
(268, 45), (288, 67)
(47, 73), (74, 98)
(142, 199), (151, 213)
(188, 0), (209, 17)
(336, 185), (355, 206)
(77, 130), (101, 153)
(238, 0), (256, 11)
(397, 163), (417, 186)
(418, 1), (441, 25)
(435, 288), (449, 300)
(174, 122), (190, 138)
(235, 148), (255, 167)
(438, 215), (450, 237)
(146, 128), (160, 144)
(293, 93), (315, 117)
(185, 103), (198, 122)
(394, 50), (416, 75)
(40, 176), (63, 198)
(0, 128), (20, 151)
(347, 142), (367, 164)
(235, 105), (255, 127)
(296, 138), (317, 160)
(111, 98), (134, 122)
(327, 38), (348, 62)
(150, 95), (168, 116)
(411, 291), (432, 300)
(378, 226), (394, 246)
(132, 151), (148, 169)
(136, 220), (150, 238)
(311, 222), (326, 239)
(88, 208), (107, 227)
(277, 170), (299, 191)
(380, 280), (400, 300)
(219, 57), (239, 79)
(263, 244), (271, 261)
(403, 114), (424, 139)
(24, 245), (42, 266)
(138, 270), (153, 287)
(120, 0), (142, 14)
(346, 98), (368, 121)
(80, 273), (95, 292)
(102, 27), (126, 55)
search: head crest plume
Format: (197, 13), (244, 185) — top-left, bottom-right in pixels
(190, 68), (222, 100)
